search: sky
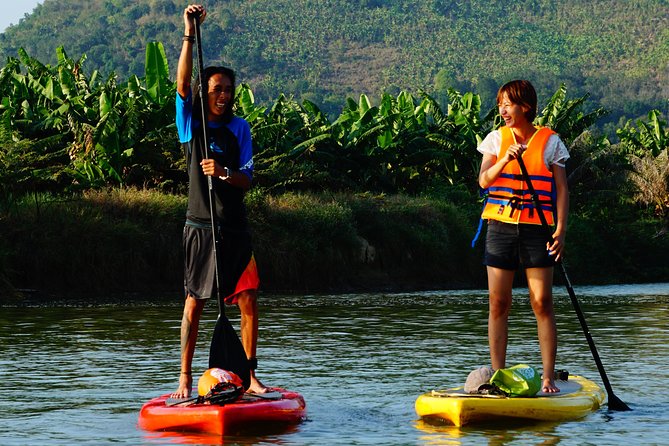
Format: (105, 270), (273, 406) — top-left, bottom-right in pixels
(1, 0), (42, 32)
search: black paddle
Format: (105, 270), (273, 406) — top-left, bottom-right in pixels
(191, 12), (251, 390)
(516, 155), (631, 411)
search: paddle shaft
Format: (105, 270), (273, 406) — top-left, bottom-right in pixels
(192, 14), (224, 315)
(515, 155), (630, 411)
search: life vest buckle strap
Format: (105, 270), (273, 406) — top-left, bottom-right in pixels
(507, 196), (521, 218)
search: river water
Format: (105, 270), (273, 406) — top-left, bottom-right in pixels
(1, 283), (668, 445)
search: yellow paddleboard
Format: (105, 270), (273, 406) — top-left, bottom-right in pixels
(415, 375), (605, 427)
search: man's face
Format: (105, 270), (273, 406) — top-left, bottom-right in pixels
(207, 73), (233, 119)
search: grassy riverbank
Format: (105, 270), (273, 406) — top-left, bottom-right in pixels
(1, 188), (667, 300)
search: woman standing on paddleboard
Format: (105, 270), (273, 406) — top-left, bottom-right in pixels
(172, 4), (268, 399)
(477, 80), (570, 393)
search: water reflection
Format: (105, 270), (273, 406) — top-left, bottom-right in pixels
(414, 418), (564, 446)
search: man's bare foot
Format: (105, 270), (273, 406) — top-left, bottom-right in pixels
(171, 374), (192, 398)
(246, 373), (269, 394)
(542, 378), (560, 393)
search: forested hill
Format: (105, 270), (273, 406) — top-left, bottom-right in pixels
(1, 0), (667, 124)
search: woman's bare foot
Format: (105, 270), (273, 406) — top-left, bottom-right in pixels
(171, 374), (192, 398)
(246, 372), (269, 394)
(542, 377), (560, 393)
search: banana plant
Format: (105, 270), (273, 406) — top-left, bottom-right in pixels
(422, 89), (490, 185)
(0, 43), (618, 198)
(535, 83), (609, 145)
(144, 42), (171, 105)
(617, 109), (668, 158)
(234, 85), (334, 190)
(0, 44), (178, 189)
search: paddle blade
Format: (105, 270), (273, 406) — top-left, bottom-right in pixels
(607, 393), (632, 411)
(209, 315), (251, 390)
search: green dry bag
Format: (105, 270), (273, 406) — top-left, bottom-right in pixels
(490, 364), (541, 397)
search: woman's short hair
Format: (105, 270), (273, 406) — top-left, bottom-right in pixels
(497, 80), (537, 122)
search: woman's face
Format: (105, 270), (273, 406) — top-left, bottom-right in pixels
(498, 92), (529, 128)
(207, 73), (233, 120)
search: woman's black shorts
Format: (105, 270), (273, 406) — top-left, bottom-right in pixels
(484, 220), (556, 270)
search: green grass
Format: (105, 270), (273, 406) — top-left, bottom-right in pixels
(1, 187), (667, 300)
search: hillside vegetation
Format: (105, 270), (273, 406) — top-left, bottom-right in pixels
(1, 2), (668, 295)
(1, 0), (667, 125)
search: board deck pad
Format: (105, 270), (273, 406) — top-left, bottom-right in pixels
(430, 379), (579, 398)
(165, 390), (283, 407)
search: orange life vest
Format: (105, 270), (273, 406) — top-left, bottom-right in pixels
(481, 126), (556, 225)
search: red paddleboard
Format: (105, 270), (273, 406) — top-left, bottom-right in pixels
(138, 388), (306, 436)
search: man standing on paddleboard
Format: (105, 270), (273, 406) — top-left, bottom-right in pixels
(477, 80), (570, 394)
(172, 4), (268, 398)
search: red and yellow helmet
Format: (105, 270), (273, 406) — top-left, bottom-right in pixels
(197, 368), (244, 397)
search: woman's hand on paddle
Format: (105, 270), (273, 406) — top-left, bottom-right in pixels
(503, 144), (526, 164)
(184, 4), (206, 33)
(479, 144), (526, 188)
(548, 229), (566, 261)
